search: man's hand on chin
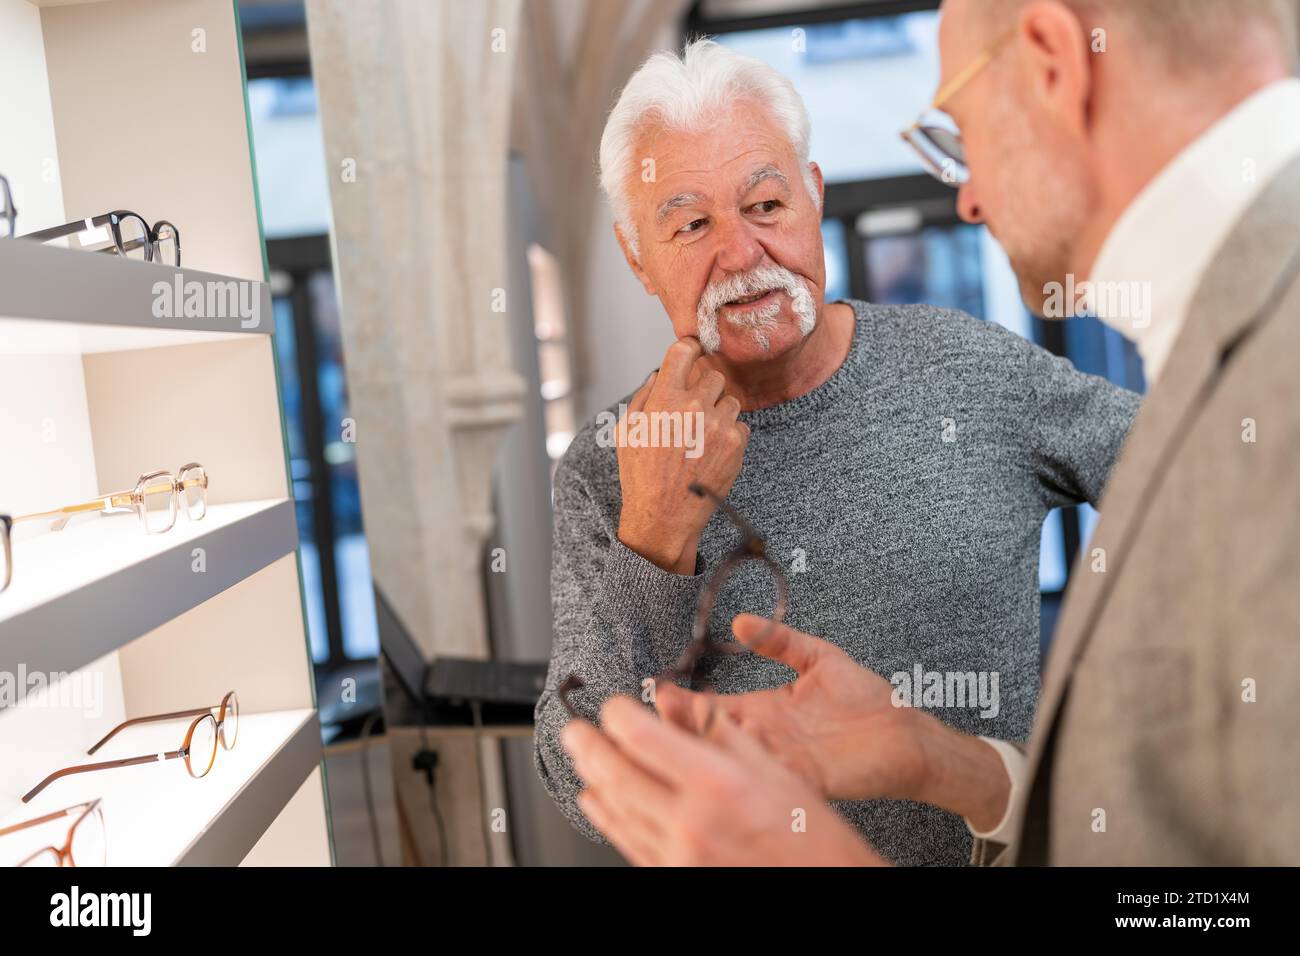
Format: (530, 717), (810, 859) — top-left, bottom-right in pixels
(561, 695), (885, 867)
(616, 336), (749, 575)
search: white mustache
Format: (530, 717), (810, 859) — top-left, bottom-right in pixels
(695, 264), (816, 353)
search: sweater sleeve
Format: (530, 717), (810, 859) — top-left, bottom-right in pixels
(1018, 341), (1141, 509)
(533, 446), (706, 842)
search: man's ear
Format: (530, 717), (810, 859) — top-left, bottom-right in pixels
(614, 223), (657, 296)
(808, 161), (826, 213)
(1017, 0), (1093, 140)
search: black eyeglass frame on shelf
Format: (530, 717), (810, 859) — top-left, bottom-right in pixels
(20, 209), (181, 267)
(558, 482), (789, 718)
(0, 174), (16, 239)
(0, 514), (11, 594)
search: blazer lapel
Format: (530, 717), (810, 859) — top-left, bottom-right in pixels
(1012, 154), (1300, 863)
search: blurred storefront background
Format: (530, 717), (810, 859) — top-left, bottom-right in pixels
(237, 0), (1149, 866)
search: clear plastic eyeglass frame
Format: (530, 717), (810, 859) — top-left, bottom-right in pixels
(10, 463), (207, 536)
(0, 465), (208, 594)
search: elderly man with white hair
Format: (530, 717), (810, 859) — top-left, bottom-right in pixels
(534, 38), (1139, 865)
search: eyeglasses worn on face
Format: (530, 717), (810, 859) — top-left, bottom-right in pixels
(22, 691), (240, 804)
(900, 26), (1016, 187)
(0, 799), (106, 867)
(19, 209), (181, 267)
(558, 483), (789, 718)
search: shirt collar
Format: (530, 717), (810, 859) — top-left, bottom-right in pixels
(1088, 78), (1300, 385)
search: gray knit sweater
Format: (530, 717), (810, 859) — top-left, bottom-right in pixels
(534, 300), (1140, 866)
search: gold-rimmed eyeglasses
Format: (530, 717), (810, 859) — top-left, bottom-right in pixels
(9, 462), (207, 537)
(900, 26), (1016, 187)
(0, 464), (208, 594)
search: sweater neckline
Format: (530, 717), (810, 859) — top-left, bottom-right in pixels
(738, 299), (868, 429)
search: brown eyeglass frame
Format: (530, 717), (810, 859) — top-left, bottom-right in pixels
(0, 798), (104, 867)
(22, 691), (239, 804)
(7, 463), (207, 536)
(558, 483), (789, 718)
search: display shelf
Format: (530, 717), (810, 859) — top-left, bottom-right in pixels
(0, 499), (297, 682)
(0, 240), (271, 338)
(0, 316), (249, 355)
(0, 0), (333, 866)
(0, 709), (321, 867)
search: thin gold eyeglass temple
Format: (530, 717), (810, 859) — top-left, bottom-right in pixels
(8, 464), (207, 534)
(927, 25), (1016, 115)
(899, 26), (1017, 185)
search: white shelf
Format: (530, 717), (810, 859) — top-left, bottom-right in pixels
(0, 240), (271, 338)
(0, 316), (250, 355)
(0, 499), (298, 680)
(0, 0), (331, 866)
(0, 708), (321, 866)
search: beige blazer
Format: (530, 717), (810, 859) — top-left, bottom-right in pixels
(976, 154), (1300, 866)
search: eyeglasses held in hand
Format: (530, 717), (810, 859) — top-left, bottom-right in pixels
(0, 174), (15, 239)
(899, 26), (1015, 187)
(22, 691), (240, 803)
(558, 483), (789, 718)
(20, 209), (181, 267)
(0, 799), (105, 867)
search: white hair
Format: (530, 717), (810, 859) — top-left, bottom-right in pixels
(598, 38), (820, 258)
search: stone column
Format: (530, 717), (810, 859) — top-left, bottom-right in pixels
(305, 0), (524, 865)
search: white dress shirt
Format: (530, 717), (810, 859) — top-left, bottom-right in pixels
(1088, 77), (1300, 385)
(968, 77), (1300, 845)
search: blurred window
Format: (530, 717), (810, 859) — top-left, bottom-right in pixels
(250, 67), (380, 676)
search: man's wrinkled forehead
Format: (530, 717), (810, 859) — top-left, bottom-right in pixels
(653, 164), (791, 224)
(629, 111), (798, 212)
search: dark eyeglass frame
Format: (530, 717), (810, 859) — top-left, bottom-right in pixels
(22, 691), (240, 803)
(558, 484), (789, 717)
(20, 209), (181, 266)
(0, 514), (11, 594)
(0, 174), (15, 239)
(0, 798), (104, 867)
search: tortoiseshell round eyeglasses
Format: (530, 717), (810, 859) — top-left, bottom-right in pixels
(558, 483), (789, 718)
